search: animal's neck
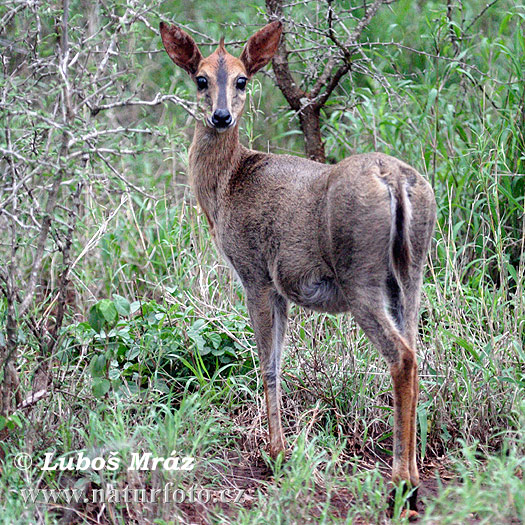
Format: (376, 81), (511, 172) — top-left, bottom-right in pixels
(188, 120), (243, 226)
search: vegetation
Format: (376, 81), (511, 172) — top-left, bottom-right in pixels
(0, 0), (523, 523)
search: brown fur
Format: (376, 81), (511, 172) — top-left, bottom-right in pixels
(159, 20), (436, 510)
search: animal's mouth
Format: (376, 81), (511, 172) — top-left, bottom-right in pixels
(206, 116), (236, 132)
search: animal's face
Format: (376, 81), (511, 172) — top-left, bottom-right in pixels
(159, 21), (283, 133)
(193, 45), (249, 132)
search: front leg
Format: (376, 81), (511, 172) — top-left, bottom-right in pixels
(246, 286), (288, 458)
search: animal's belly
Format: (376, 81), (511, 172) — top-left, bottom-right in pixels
(292, 277), (349, 313)
(273, 264), (349, 314)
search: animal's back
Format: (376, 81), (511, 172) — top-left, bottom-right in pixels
(221, 149), (434, 313)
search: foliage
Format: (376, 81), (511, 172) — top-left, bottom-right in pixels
(72, 291), (255, 398)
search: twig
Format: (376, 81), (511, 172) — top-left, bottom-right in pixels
(17, 389), (48, 410)
(465, 0), (500, 32)
(90, 93), (198, 119)
(95, 151), (157, 199)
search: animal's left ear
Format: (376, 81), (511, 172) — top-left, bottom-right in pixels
(240, 20), (283, 77)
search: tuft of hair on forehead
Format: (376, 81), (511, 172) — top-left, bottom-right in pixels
(198, 35), (247, 76)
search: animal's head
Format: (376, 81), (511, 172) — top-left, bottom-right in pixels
(159, 21), (282, 132)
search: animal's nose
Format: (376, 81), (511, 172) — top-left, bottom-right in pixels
(211, 109), (232, 128)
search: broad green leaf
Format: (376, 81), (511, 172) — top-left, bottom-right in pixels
(130, 301), (141, 315)
(112, 294), (131, 316)
(190, 333), (206, 352)
(190, 319), (206, 333)
(92, 378), (110, 398)
(88, 304), (104, 332)
(199, 345), (212, 356)
(98, 299), (118, 325)
(90, 354), (107, 377)
(207, 332), (222, 349)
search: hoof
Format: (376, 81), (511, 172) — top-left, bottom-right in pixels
(388, 484), (419, 517)
(400, 509), (419, 521)
(408, 486), (419, 511)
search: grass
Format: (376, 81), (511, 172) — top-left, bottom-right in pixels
(1, 190), (523, 523)
(1, 0), (524, 523)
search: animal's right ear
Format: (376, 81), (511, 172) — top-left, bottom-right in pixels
(159, 22), (203, 76)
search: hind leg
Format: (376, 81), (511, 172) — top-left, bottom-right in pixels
(402, 273), (425, 493)
(348, 292), (418, 498)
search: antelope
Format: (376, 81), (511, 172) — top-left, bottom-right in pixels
(159, 19), (436, 512)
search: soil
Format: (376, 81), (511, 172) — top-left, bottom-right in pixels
(179, 454), (455, 524)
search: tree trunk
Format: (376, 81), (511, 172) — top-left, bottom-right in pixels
(298, 103), (325, 163)
(266, 0), (326, 163)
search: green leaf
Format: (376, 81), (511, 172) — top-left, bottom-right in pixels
(425, 88), (438, 113)
(109, 367), (121, 380)
(112, 294), (131, 316)
(418, 406), (428, 459)
(190, 333), (206, 352)
(90, 354), (107, 377)
(190, 319), (206, 333)
(499, 12), (513, 35)
(92, 378), (111, 398)
(207, 332), (222, 349)
(88, 304), (104, 332)
(199, 345), (212, 356)
(130, 301), (141, 315)
(223, 346), (237, 358)
(98, 299), (118, 325)
(507, 263), (518, 284)
(126, 346), (141, 360)
(9, 413), (23, 429)
(154, 379), (169, 393)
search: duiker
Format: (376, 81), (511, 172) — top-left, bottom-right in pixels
(159, 19), (436, 512)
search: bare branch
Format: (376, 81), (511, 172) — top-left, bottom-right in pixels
(311, 0), (386, 100)
(95, 151), (157, 199)
(67, 127), (155, 148)
(18, 173), (61, 317)
(89, 93), (198, 119)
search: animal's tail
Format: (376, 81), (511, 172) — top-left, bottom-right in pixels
(390, 177), (412, 284)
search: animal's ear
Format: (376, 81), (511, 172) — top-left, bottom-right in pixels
(159, 22), (203, 76)
(240, 21), (283, 77)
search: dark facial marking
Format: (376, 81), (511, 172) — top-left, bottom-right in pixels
(216, 55), (228, 110)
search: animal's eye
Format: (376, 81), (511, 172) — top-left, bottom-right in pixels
(236, 77), (247, 91)
(196, 76), (208, 90)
